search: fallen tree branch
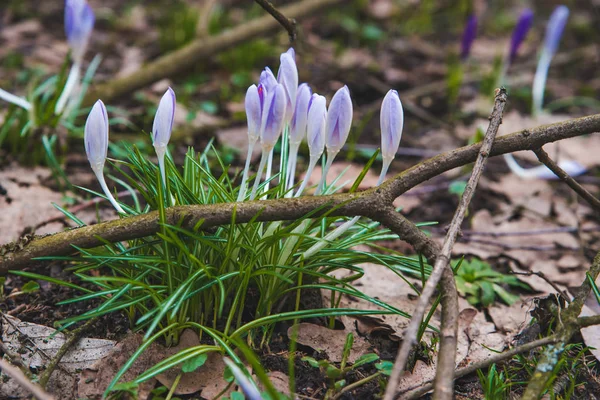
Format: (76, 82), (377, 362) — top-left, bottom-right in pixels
(533, 147), (600, 212)
(84, 0), (340, 104)
(3, 112), (600, 271)
(384, 88), (508, 400)
(0, 358), (55, 400)
(254, 0), (297, 42)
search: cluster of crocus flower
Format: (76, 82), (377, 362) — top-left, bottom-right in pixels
(238, 48), (403, 204)
(0, 0), (94, 115)
(82, 48), (405, 219)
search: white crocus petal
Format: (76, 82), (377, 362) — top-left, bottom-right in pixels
(152, 87), (176, 187)
(245, 84), (263, 144)
(325, 85), (353, 157)
(307, 94), (327, 158)
(259, 67), (278, 93)
(84, 100), (124, 214)
(503, 154), (586, 180)
(289, 83), (311, 146)
(379, 89), (404, 185)
(277, 48), (299, 124)
(259, 83), (287, 150)
(380, 89), (404, 164)
(85, 100), (109, 169)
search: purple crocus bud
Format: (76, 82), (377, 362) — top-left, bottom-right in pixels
(277, 48), (299, 124)
(65, 0), (95, 64)
(289, 83), (311, 146)
(460, 15), (477, 60)
(85, 100), (109, 170)
(152, 87), (176, 150)
(285, 47), (296, 61)
(544, 6), (569, 57)
(307, 94), (327, 158)
(380, 90), (404, 164)
(509, 9), (534, 64)
(245, 84), (265, 144)
(325, 85), (353, 156)
(260, 83), (286, 149)
(259, 67), (278, 93)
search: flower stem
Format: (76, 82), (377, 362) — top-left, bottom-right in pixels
(295, 154), (320, 197)
(0, 88), (31, 111)
(55, 62), (81, 115)
(237, 139), (256, 202)
(93, 167), (125, 214)
(262, 147), (274, 199)
(250, 148), (269, 200)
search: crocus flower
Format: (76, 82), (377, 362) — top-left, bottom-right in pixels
(259, 83), (287, 150)
(65, 0), (95, 64)
(250, 83), (286, 199)
(286, 83), (312, 192)
(532, 5), (569, 115)
(237, 84), (266, 201)
(307, 94), (327, 159)
(277, 48), (299, 124)
(509, 9), (534, 65)
(259, 67), (278, 94)
(460, 15), (477, 60)
(325, 85), (353, 158)
(152, 87), (176, 187)
(379, 89), (404, 185)
(223, 359), (262, 400)
(84, 100), (124, 213)
(289, 83), (311, 146)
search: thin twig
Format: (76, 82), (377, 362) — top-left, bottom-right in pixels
(38, 317), (98, 388)
(0, 358), (55, 400)
(384, 88), (508, 400)
(401, 335), (559, 399)
(4, 111), (600, 271)
(533, 147), (600, 212)
(511, 271), (569, 300)
(254, 0), (297, 42)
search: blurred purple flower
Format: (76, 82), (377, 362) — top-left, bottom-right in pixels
(509, 8), (534, 64)
(65, 0), (95, 63)
(245, 84), (265, 144)
(152, 87), (176, 149)
(544, 5), (569, 57)
(460, 14), (477, 60)
(307, 93), (327, 158)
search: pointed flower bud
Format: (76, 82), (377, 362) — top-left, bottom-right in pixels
(285, 47), (296, 61)
(245, 84), (266, 144)
(259, 67), (278, 93)
(325, 85), (353, 156)
(277, 48), (299, 124)
(289, 83), (311, 146)
(380, 90), (404, 164)
(85, 100), (109, 170)
(543, 6), (569, 58)
(152, 88), (176, 150)
(460, 15), (477, 60)
(307, 94), (327, 158)
(260, 83), (286, 149)
(65, 0), (95, 64)
(509, 9), (534, 65)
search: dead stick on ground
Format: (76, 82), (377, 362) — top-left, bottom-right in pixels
(38, 317), (99, 388)
(0, 358), (55, 400)
(383, 88), (508, 400)
(254, 0), (297, 42)
(84, 0), (340, 104)
(533, 147), (600, 212)
(4, 112), (600, 270)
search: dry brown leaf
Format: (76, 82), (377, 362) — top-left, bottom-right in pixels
(0, 315), (116, 400)
(579, 277), (600, 362)
(288, 323), (371, 363)
(487, 300), (534, 334)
